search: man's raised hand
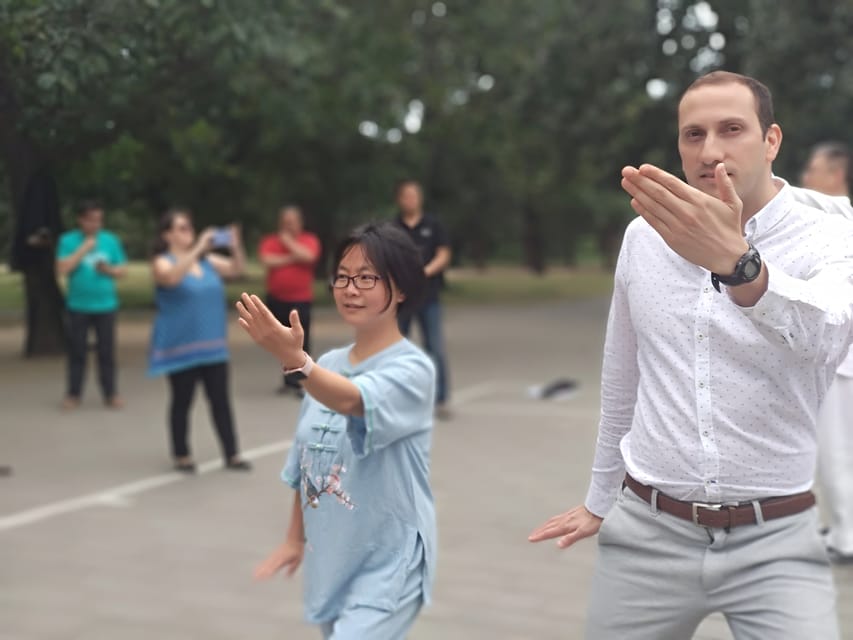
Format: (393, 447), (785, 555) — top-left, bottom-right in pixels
(621, 163), (748, 275)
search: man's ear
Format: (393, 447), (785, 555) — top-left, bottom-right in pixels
(765, 123), (783, 163)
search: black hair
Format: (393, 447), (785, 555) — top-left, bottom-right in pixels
(151, 206), (193, 257)
(394, 178), (421, 197)
(331, 221), (426, 318)
(77, 199), (103, 217)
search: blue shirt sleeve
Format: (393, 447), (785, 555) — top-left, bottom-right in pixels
(347, 350), (435, 457)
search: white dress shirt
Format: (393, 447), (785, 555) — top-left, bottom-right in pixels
(585, 180), (853, 517)
(787, 181), (853, 377)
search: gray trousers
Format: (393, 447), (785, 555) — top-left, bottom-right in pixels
(586, 485), (839, 640)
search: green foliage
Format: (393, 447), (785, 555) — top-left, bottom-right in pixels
(3, 0), (853, 267)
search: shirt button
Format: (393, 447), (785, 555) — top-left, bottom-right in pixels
(703, 430), (709, 436)
(699, 382), (705, 388)
(698, 334), (704, 340)
(704, 287), (710, 293)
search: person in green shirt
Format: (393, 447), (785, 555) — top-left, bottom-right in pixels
(56, 201), (128, 410)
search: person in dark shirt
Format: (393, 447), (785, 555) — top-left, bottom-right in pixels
(392, 179), (452, 419)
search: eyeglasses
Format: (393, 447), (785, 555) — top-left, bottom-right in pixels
(331, 274), (383, 290)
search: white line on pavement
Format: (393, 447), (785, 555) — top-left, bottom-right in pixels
(0, 381), (503, 533)
(0, 439), (293, 532)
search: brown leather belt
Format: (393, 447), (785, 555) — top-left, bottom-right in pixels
(623, 474), (816, 529)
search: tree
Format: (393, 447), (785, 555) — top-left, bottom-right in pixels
(0, 0), (347, 354)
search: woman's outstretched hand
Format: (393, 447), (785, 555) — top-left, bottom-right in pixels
(236, 293), (305, 367)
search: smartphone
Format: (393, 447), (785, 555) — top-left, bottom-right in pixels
(211, 227), (232, 248)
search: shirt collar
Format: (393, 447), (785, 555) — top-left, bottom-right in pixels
(744, 177), (793, 242)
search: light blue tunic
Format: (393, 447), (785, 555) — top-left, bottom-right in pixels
(282, 338), (437, 624)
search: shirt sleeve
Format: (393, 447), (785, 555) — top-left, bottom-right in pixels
(110, 234), (128, 265)
(258, 235), (278, 257)
(346, 351), (435, 457)
(584, 228), (639, 518)
(739, 257), (853, 368)
(56, 232), (75, 259)
(301, 234), (321, 263)
(432, 217), (450, 248)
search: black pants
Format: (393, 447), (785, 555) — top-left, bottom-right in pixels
(167, 362), (239, 461)
(67, 310), (117, 399)
(266, 296), (312, 389)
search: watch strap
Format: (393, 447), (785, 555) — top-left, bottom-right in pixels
(282, 352), (314, 378)
(711, 243), (761, 292)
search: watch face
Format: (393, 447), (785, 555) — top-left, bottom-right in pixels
(743, 258), (761, 279)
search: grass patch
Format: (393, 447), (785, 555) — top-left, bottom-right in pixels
(0, 262), (614, 313)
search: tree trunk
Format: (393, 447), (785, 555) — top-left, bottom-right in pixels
(6, 138), (67, 357)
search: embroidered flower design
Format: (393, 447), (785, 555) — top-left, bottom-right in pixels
(300, 450), (355, 510)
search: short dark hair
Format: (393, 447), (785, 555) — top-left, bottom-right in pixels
(77, 200), (103, 217)
(681, 71), (775, 137)
(394, 179), (421, 197)
(330, 221), (425, 317)
(811, 141), (851, 188)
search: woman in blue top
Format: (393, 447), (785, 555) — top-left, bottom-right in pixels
(149, 208), (251, 473)
(237, 222), (436, 639)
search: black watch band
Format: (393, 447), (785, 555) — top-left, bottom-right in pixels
(711, 243), (762, 293)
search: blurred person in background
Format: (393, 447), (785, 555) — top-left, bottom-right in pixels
(794, 141), (853, 564)
(258, 204), (321, 398)
(56, 200), (128, 410)
(148, 208), (251, 473)
(239, 221), (436, 639)
(393, 179), (452, 420)
(530, 72), (853, 638)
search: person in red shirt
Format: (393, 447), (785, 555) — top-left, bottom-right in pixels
(258, 205), (321, 396)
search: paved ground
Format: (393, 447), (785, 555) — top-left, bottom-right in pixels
(1, 298), (851, 639)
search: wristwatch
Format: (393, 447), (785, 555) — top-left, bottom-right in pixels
(711, 243), (762, 293)
(282, 353), (314, 381)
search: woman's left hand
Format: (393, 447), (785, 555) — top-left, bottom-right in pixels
(236, 293), (304, 366)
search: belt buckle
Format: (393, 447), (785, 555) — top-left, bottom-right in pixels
(691, 501), (722, 526)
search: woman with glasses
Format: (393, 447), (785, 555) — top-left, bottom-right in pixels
(237, 221), (436, 639)
(148, 208), (251, 473)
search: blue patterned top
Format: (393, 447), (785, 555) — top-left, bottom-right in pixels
(282, 338), (437, 624)
(147, 257), (229, 376)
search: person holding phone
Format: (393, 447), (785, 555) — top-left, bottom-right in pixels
(148, 208), (251, 473)
(56, 200), (128, 410)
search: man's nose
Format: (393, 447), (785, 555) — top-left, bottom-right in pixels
(699, 134), (724, 165)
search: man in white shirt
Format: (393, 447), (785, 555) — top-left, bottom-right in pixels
(529, 71), (853, 639)
(794, 142), (853, 564)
